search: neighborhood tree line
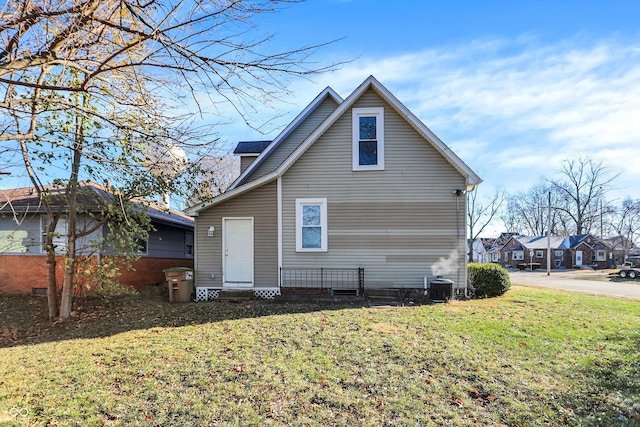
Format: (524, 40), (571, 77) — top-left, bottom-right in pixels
(468, 154), (639, 261)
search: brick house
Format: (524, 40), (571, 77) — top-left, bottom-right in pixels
(0, 182), (194, 294)
(500, 234), (612, 270)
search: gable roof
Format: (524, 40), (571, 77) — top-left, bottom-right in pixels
(503, 234), (609, 252)
(227, 86), (343, 191)
(186, 75), (482, 216)
(518, 235), (567, 250)
(0, 182), (194, 230)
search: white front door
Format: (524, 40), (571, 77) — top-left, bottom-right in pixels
(576, 250), (583, 266)
(223, 218), (254, 286)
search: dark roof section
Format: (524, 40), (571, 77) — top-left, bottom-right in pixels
(0, 182), (193, 230)
(233, 140), (272, 155)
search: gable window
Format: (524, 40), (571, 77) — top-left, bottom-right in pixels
(352, 107), (384, 171)
(296, 198), (327, 252)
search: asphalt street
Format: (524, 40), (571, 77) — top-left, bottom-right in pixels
(509, 270), (640, 300)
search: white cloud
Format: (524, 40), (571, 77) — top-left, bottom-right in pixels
(207, 33), (639, 202)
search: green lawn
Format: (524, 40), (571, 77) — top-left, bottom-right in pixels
(1, 286), (639, 426)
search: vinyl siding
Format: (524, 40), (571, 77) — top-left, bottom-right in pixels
(240, 156), (257, 174)
(146, 223), (193, 259)
(195, 180), (277, 288)
(0, 215), (103, 255)
(242, 97), (339, 184)
(281, 89), (467, 288)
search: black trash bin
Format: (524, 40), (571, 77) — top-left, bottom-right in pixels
(430, 278), (454, 302)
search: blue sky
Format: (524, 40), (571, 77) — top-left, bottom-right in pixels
(222, 0), (640, 233)
(2, 0), (638, 236)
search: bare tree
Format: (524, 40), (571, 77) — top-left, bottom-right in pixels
(502, 180), (573, 236)
(0, 0), (341, 319)
(548, 155), (618, 235)
(606, 198), (640, 262)
(467, 188), (505, 262)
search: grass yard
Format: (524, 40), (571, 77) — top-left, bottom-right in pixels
(1, 286), (639, 426)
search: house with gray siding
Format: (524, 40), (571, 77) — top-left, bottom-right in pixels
(186, 76), (482, 300)
(0, 182), (194, 294)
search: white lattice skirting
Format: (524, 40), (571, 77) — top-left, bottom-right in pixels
(195, 287), (281, 301)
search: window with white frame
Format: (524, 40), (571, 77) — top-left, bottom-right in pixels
(536, 250), (544, 258)
(41, 216), (67, 254)
(512, 250), (524, 261)
(555, 250), (563, 258)
(296, 198), (328, 252)
(596, 250), (606, 261)
(352, 107), (384, 171)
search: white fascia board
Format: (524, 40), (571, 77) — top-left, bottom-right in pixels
(273, 76), (482, 188)
(187, 87), (342, 216)
(226, 87), (343, 192)
(184, 171), (280, 216)
(366, 77), (483, 188)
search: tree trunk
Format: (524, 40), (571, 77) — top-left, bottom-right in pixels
(46, 251), (59, 319)
(60, 107), (84, 320)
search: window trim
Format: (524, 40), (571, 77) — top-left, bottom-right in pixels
(513, 250), (524, 261)
(536, 250), (544, 259)
(352, 107), (384, 171)
(41, 215), (67, 254)
(295, 198), (328, 252)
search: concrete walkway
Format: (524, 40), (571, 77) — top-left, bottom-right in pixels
(509, 270), (640, 300)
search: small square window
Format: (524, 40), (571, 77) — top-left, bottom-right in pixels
(536, 250), (544, 258)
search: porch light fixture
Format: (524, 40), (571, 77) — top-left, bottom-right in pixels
(208, 226), (215, 237)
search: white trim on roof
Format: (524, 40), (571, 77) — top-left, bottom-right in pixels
(186, 76), (481, 216)
(226, 87), (343, 192)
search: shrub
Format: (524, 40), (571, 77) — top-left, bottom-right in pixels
(468, 263), (511, 298)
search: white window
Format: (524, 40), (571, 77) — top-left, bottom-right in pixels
(41, 216), (67, 254)
(555, 250), (563, 258)
(512, 251), (524, 261)
(536, 250), (544, 258)
(352, 107), (384, 171)
(296, 198), (328, 252)
(596, 250), (606, 261)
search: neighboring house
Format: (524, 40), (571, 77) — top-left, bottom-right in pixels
(0, 182), (194, 294)
(603, 235), (636, 266)
(469, 238), (489, 263)
(186, 76), (482, 300)
(500, 234), (611, 270)
(470, 233), (516, 264)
